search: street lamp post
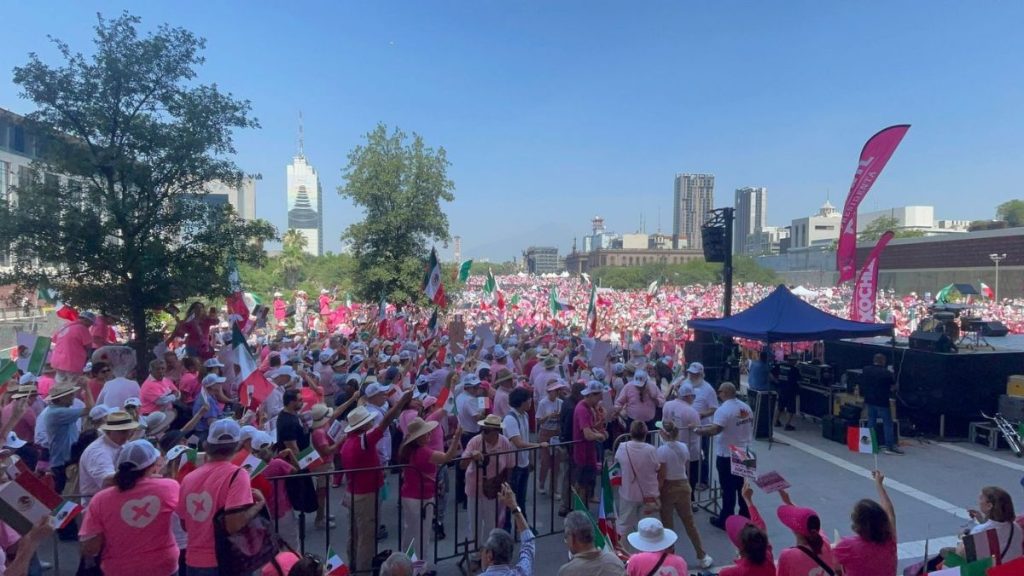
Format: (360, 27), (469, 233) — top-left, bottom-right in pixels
(989, 253), (1007, 302)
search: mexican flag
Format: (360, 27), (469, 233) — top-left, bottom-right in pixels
(405, 540), (425, 572)
(597, 461), (619, 550)
(586, 283), (598, 337)
(36, 283), (77, 322)
(483, 269), (497, 295)
(225, 260), (251, 329)
(230, 449), (267, 477)
(846, 426), (879, 454)
(325, 547), (350, 576)
(427, 308), (439, 335)
(233, 324), (274, 410)
(645, 279), (659, 305)
(423, 248), (447, 308)
(572, 490), (609, 552)
(980, 281), (994, 300)
(935, 283), (955, 304)
(457, 259), (473, 283)
(510, 294), (520, 307)
(549, 286), (572, 315)
(296, 445), (324, 470)
(0, 460), (82, 534)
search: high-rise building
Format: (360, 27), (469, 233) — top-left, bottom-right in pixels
(672, 174), (715, 250)
(286, 114), (323, 256)
(523, 246), (561, 274)
(734, 186), (767, 254)
(205, 177), (257, 221)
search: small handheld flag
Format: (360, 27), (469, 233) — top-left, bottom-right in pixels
(296, 445), (324, 470)
(846, 426), (879, 454)
(325, 547), (350, 576)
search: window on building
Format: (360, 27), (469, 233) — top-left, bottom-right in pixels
(0, 162), (7, 199)
(10, 125), (25, 153)
(814, 225), (834, 231)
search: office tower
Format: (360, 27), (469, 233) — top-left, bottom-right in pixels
(672, 173), (715, 250)
(286, 114), (323, 256)
(734, 186), (767, 254)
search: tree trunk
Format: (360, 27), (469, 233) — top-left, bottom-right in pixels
(130, 299), (150, 382)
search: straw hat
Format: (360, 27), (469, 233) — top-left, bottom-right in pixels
(101, 410), (142, 431)
(400, 417), (438, 448)
(309, 404), (332, 429)
(45, 383), (79, 402)
(11, 383), (38, 399)
(477, 414), (503, 429)
(344, 405), (375, 433)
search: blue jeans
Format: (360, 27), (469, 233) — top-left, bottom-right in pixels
(867, 403), (896, 449)
(503, 466), (530, 532)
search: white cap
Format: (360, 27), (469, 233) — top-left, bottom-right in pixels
(365, 382), (392, 397)
(687, 362), (704, 374)
(592, 367), (607, 380)
(460, 373), (481, 388)
(206, 419), (242, 445)
(3, 432), (25, 449)
(204, 358), (225, 369)
(581, 380), (604, 396)
(678, 382), (696, 397)
(250, 431), (274, 452)
(18, 373), (36, 386)
(240, 425), (260, 444)
(89, 405), (112, 422)
(116, 439), (161, 471)
(202, 374), (226, 388)
(123, 397), (142, 408)
(398, 350), (412, 361)
(454, 354), (466, 364)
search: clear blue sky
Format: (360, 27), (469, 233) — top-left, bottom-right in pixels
(2, 1), (1022, 261)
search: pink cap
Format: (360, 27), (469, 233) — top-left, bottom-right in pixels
(777, 504), (819, 538)
(726, 515), (754, 549)
(261, 552), (300, 576)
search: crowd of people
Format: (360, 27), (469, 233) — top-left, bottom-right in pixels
(0, 274), (1020, 576)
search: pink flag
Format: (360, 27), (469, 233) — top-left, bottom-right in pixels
(850, 231), (894, 322)
(837, 125), (910, 283)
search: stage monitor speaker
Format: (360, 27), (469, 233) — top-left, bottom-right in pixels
(909, 331), (954, 353)
(982, 321), (1009, 337)
(701, 226), (727, 263)
(684, 342), (724, 368)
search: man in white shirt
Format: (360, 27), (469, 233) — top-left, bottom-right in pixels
(96, 375), (141, 410)
(78, 411), (140, 507)
(695, 382), (753, 531)
(364, 382), (393, 465)
(502, 387), (546, 531)
(454, 373), (484, 507)
(684, 362), (718, 490)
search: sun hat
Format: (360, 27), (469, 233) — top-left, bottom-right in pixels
(89, 405), (111, 422)
(331, 357), (349, 369)
(543, 356), (558, 368)
(143, 411), (171, 436)
(365, 382), (392, 397)
(687, 362), (704, 374)
(10, 383), (38, 400)
(123, 397), (142, 409)
(206, 418), (242, 445)
(726, 515), (755, 548)
(344, 405), (376, 433)
(777, 504), (820, 538)
(401, 417), (439, 448)
(547, 379), (568, 392)
(204, 358), (225, 369)
(250, 431), (274, 452)
(460, 373), (481, 388)
(116, 439), (161, 471)
(101, 410), (142, 431)
(580, 380), (604, 397)
(536, 348), (550, 359)
(627, 517), (678, 552)
(477, 414), (504, 429)
(45, 383), (79, 402)
(678, 382), (696, 397)
(17, 373), (36, 386)
(3, 432), (26, 449)
(202, 374), (226, 388)
(309, 404), (332, 429)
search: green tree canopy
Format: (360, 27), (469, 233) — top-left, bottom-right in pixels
(996, 200), (1024, 227)
(858, 215), (925, 242)
(339, 124), (454, 303)
(2, 12), (275, 363)
(589, 257), (779, 290)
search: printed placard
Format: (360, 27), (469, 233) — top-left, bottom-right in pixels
(754, 471), (790, 493)
(729, 445), (757, 478)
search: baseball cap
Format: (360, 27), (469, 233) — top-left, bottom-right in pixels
(687, 362), (704, 374)
(678, 382), (696, 397)
(460, 373), (481, 388)
(365, 382), (392, 397)
(89, 405), (112, 422)
(18, 373), (36, 386)
(3, 432), (26, 449)
(240, 425), (260, 444)
(202, 374), (226, 388)
(116, 439), (161, 471)
(453, 354), (466, 364)
(398, 350), (412, 361)
(250, 431), (274, 452)
(204, 358), (225, 369)
(592, 367), (607, 381)
(123, 397), (142, 409)
(581, 380), (604, 396)
(207, 419), (242, 445)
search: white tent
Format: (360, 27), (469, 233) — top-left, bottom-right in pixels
(791, 285), (818, 298)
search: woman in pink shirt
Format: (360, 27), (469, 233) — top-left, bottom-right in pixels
(615, 421), (661, 541)
(833, 470), (897, 576)
(720, 483), (776, 576)
(80, 439), (179, 576)
(177, 357), (201, 405)
(460, 416), (515, 547)
(625, 517), (689, 576)
(398, 418), (462, 573)
(309, 404), (343, 529)
(614, 371), (664, 431)
(775, 492), (837, 576)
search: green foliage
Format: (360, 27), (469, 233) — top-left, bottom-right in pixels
(237, 252), (356, 299)
(339, 124), (454, 304)
(1, 12), (274, 363)
(588, 257), (779, 290)
(969, 219), (1009, 232)
(280, 229), (309, 288)
(858, 216), (925, 242)
(996, 200), (1024, 227)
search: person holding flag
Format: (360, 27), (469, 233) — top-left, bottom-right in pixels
(558, 511), (626, 576)
(833, 470), (897, 576)
(859, 353), (903, 455)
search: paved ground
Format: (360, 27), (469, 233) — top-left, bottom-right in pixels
(39, 415), (1024, 575)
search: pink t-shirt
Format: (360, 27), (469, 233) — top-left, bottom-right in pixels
(719, 559), (778, 576)
(460, 434), (514, 498)
(776, 541), (837, 576)
(263, 458), (294, 519)
(400, 445), (437, 500)
(80, 478), (180, 576)
(177, 461), (254, 568)
(833, 536), (897, 576)
(626, 551), (688, 576)
(50, 322), (93, 372)
(139, 377), (176, 415)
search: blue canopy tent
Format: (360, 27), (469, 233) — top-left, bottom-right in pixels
(687, 284), (894, 342)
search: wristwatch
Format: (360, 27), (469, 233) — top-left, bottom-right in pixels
(512, 506), (523, 516)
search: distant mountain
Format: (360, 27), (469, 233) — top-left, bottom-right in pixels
(461, 221), (576, 262)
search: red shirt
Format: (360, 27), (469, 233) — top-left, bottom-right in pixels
(341, 427), (385, 494)
(573, 401), (599, 466)
(400, 445), (436, 500)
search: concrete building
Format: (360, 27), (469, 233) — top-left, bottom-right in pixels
(734, 186), (767, 255)
(790, 201), (842, 249)
(748, 225), (789, 256)
(620, 233), (649, 250)
(205, 177), (257, 221)
(673, 173), (715, 250)
(565, 247), (704, 276)
(286, 155), (323, 257)
(858, 206), (970, 236)
(523, 246), (561, 274)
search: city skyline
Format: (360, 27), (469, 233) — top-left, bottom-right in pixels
(2, 2), (1023, 261)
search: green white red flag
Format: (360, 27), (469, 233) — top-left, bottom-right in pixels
(325, 547), (350, 576)
(233, 324), (274, 410)
(423, 248), (447, 307)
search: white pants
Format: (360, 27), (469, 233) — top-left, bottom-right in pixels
(467, 496), (504, 547)
(401, 497), (434, 569)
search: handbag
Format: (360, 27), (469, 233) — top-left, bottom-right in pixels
(625, 445), (659, 515)
(644, 551), (668, 576)
(480, 444), (509, 499)
(213, 468), (280, 576)
(796, 545), (836, 576)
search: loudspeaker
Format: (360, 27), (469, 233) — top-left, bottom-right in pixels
(909, 331), (954, 353)
(701, 226), (727, 263)
(684, 342), (724, 368)
(749, 390), (776, 439)
(692, 330), (718, 344)
(982, 321), (1010, 337)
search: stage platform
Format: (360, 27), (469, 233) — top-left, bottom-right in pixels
(824, 336), (1024, 437)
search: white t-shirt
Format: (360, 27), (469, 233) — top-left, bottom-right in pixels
(656, 441), (690, 481)
(690, 379), (719, 424)
(502, 409), (531, 468)
(96, 377), (141, 409)
(661, 399), (702, 459)
(456, 392), (482, 433)
(536, 397), (562, 433)
(970, 519), (1023, 562)
(78, 434), (121, 506)
(712, 398), (754, 458)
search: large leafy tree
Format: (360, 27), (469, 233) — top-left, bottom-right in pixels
(339, 124), (454, 303)
(2, 13), (275, 364)
(996, 200), (1024, 227)
(280, 229), (309, 288)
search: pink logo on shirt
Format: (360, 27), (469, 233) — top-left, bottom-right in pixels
(121, 495), (161, 528)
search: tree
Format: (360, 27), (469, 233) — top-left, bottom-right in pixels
(280, 229), (308, 288)
(1, 13), (275, 366)
(858, 216), (925, 242)
(339, 124), (454, 303)
(969, 219), (1009, 232)
(996, 200), (1024, 227)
